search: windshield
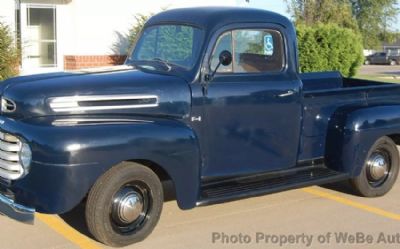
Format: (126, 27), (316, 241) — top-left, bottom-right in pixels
(129, 25), (204, 70)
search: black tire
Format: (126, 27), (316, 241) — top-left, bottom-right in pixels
(85, 162), (163, 247)
(350, 136), (399, 197)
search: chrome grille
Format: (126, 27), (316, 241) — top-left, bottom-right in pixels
(0, 131), (23, 180)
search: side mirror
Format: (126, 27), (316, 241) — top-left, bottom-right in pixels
(219, 50), (233, 66)
(206, 50), (233, 82)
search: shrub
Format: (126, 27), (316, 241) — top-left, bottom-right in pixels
(0, 21), (19, 81)
(296, 24), (364, 77)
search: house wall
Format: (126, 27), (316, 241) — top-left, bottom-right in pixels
(66, 0), (237, 56)
(13, 0), (240, 73)
(0, 0), (16, 33)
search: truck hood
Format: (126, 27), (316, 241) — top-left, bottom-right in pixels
(1, 66), (191, 120)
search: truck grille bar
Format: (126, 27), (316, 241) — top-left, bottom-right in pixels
(0, 132), (23, 180)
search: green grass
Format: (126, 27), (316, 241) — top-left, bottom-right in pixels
(355, 74), (400, 84)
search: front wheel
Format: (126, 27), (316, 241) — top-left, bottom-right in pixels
(364, 60), (370, 65)
(350, 136), (399, 197)
(85, 162), (163, 247)
(390, 60), (397, 66)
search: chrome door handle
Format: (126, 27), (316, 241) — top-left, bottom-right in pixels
(277, 90), (295, 98)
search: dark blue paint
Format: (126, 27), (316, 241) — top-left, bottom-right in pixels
(3, 69), (191, 120)
(0, 116), (200, 212)
(0, 7), (400, 214)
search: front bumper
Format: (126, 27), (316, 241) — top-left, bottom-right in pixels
(0, 192), (35, 224)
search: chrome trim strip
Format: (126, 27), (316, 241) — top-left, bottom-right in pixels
(52, 118), (154, 126)
(0, 159), (22, 172)
(0, 141), (20, 152)
(0, 168), (22, 180)
(49, 94), (159, 112)
(0, 150), (19, 162)
(0, 131), (23, 179)
(0, 193), (35, 224)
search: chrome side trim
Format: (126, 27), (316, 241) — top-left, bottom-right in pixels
(0, 193), (35, 224)
(49, 94), (159, 113)
(52, 118), (154, 126)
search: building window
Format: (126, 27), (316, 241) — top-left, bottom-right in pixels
(26, 6), (57, 68)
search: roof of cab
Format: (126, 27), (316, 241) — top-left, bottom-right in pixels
(145, 7), (293, 31)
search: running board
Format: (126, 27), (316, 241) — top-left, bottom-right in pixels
(197, 166), (348, 206)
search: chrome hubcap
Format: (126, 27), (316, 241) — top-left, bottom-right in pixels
(112, 188), (145, 225)
(367, 151), (390, 186)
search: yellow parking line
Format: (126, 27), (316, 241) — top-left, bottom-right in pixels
(303, 187), (400, 221)
(34, 187), (400, 249)
(37, 213), (102, 249)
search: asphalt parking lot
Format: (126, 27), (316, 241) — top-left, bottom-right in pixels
(2, 172), (400, 249)
(359, 65), (400, 76)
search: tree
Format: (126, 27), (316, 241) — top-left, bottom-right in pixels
(127, 13), (153, 50)
(0, 21), (19, 81)
(350, 0), (399, 48)
(286, 0), (400, 48)
(285, 0), (358, 30)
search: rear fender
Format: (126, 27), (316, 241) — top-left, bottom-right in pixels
(325, 105), (400, 177)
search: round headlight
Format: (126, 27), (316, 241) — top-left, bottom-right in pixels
(20, 142), (32, 171)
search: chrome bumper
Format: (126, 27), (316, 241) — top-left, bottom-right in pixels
(0, 193), (34, 224)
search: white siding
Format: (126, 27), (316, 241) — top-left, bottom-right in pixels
(61, 0), (237, 56)
(0, 0), (16, 33)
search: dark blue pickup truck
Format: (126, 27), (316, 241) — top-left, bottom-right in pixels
(1, 7), (400, 247)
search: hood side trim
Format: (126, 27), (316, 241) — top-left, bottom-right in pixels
(49, 94), (159, 113)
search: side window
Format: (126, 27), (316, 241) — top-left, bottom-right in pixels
(210, 29), (285, 74)
(210, 32), (233, 73)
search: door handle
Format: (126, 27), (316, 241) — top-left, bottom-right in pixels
(277, 90), (295, 98)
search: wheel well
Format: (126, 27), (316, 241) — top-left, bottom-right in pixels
(129, 159), (176, 201)
(387, 134), (400, 146)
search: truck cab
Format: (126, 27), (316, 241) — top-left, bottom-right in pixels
(1, 7), (400, 247)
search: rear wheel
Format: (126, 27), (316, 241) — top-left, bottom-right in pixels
(350, 136), (399, 197)
(364, 60), (370, 65)
(85, 162), (163, 247)
(390, 60), (397, 66)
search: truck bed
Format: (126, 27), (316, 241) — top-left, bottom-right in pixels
(301, 71), (394, 91)
(299, 71), (400, 162)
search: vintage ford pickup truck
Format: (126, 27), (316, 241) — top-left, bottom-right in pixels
(1, 7), (400, 247)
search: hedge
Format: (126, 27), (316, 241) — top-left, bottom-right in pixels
(0, 21), (19, 81)
(296, 24), (364, 77)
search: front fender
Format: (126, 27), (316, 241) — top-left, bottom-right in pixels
(0, 116), (200, 213)
(326, 105), (400, 177)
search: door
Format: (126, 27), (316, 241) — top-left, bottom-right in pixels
(199, 27), (302, 178)
(376, 53), (388, 64)
(20, 4), (58, 74)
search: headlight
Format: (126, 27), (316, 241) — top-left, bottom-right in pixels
(19, 142), (32, 171)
